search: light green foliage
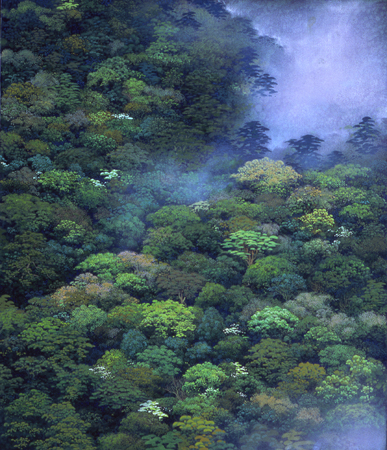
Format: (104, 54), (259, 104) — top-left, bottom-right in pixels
(17, 316), (94, 364)
(81, 133), (118, 155)
(114, 273), (151, 297)
(0, 131), (28, 162)
(136, 345), (183, 378)
(68, 304), (108, 334)
(0, 295), (27, 338)
(247, 306), (299, 339)
(36, 169), (81, 194)
(303, 326), (342, 349)
(87, 56), (138, 88)
(324, 403), (384, 432)
(315, 354), (385, 404)
(53, 219), (87, 245)
(139, 299), (197, 339)
(324, 163), (372, 184)
(172, 415), (228, 450)
(171, 395), (220, 423)
(242, 255), (297, 291)
(93, 349), (129, 375)
(1, 231), (61, 293)
(318, 345), (366, 375)
(141, 430), (184, 450)
(79, 88), (111, 113)
(19, 316), (64, 346)
(97, 432), (146, 450)
(142, 225), (193, 262)
(74, 252), (130, 282)
(352, 279), (387, 311)
(182, 361), (228, 397)
(195, 282), (227, 309)
(221, 230), (279, 266)
(272, 429), (314, 450)
(71, 177), (108, 210)
(244, 338), (298, 386)
(0, 193), (56, 233)
(229, 157), (302, 197)
(4, 389), (96, 450)
(51, 73), (82, 113)
(146, 205), (201, 231)
(296, 208), (335, 235)
(302, 170), (346, 190)
(302, 238), (337, 261)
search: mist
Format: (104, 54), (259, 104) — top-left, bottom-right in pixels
(220, 0), (387, 162)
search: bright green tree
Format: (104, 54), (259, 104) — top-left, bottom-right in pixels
(74, 252), (130, 282)
(139, 299), (198, 340)
(247, 306), (299, 340)
(182, 361), (228, 397)
(220, 230), (279, 266)
(229, 157), (302, 198)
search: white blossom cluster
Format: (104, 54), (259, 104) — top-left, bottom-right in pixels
(111, 113), (133, 120)
(89, 365), (114, 380)
(358, 311), (387, 328)
(100, 169), (121, 180)
(231, 362), (248, 378)
(223, 323), (245, 336)
(327, 226), (354, 238)
(138, 400), (169, 420)
(198, 387), (221, 399)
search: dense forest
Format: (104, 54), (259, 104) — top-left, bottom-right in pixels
(1, 0), (387, 448)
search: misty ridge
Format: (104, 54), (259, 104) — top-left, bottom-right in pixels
(1, 0), (387, 449)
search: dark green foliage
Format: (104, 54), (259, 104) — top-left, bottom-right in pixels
(155, 268), (207, 304)
(213, 335), (250, 363)
(119, 411), (169, 437)
(181, 222), (223, 255)
(185, 341), (214, 364)
(201, 254), (246, 289)
(142, 226), (193, 262)
(146, 205), (201, 231)
(120, 329), (148, 360)
(267, 273), (307, 301)
(195, 282), (227, 310)
(195, 307), (225, 345)
(244, 338), (298, 386)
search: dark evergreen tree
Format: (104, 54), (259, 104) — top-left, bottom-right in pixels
(320, 150), (347, 170)
(284, 134), (324, 173)
(175, 11), (201, 30)
(346, 116), (380, 155)
(231, 120), (272, 159)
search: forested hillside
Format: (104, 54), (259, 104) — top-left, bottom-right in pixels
(1, 0), (387, 449)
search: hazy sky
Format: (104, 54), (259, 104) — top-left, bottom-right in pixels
(223, 0), (387, 159)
